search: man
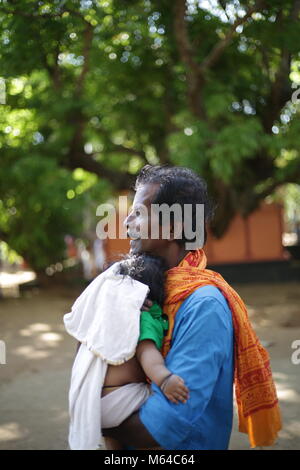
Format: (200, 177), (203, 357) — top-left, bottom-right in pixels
(103, 165), (281, 450)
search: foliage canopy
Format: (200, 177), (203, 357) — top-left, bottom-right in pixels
(1, 0), (300, 269)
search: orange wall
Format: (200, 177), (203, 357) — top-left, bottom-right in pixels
(105, 211), (130, 263)
(205, 202), (285, 264)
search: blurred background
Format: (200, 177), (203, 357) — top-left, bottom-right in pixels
(0, 0), (300, 450)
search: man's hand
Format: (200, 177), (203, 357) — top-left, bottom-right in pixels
(102, 411), (160, 449)
(161, 374), (190, 405)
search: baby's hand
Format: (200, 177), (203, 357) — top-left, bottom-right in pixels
(160, 373), (189, 404)
(141, 298), (153, 312)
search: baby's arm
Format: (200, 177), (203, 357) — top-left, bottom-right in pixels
(136, 339), (189, 404)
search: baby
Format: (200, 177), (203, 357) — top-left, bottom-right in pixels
(66, 253), (189, 450)
(100, 254), (189, 449)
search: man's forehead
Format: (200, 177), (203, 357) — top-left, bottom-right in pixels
(133, 183), (159, 206)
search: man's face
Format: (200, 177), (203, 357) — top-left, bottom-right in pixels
(124, 183), (171, 256)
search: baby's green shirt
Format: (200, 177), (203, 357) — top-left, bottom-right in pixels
(138, 301), (169, 350)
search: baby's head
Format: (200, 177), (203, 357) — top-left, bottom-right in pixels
(116, 253), (167, 307)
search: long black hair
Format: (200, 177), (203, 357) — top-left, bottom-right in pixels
(115, 253), (167, 306)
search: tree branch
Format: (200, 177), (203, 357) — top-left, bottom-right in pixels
(218, 0), (231, 22)
(95, 127), (149, 164)
(108, 144), (148, 162)
(259, 45), (272, 82)
(173, 1), (265, 119)
(65, 109), (146, 189)
(40, 41), (62, 90)
(75, 23), (94, 96)
(200, 0), (265, 71)
(173, 0), (205, 118)
(64, 151), (134, 190)
(64, 114), (135, 189)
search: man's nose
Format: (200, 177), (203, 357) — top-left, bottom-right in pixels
(123, 212), (134, 231)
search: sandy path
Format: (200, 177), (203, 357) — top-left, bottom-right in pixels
(0, 283), (299, 450)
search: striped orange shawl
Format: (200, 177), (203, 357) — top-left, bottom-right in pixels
(161, 248), (282, 448)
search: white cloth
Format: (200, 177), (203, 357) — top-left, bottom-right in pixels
(63, 262), (150, 450)
(101, 382), (152, 429)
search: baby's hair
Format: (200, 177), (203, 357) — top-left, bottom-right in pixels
(115, 253), (167, 306)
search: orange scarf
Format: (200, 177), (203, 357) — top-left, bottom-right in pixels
(162, 248), (282, 448)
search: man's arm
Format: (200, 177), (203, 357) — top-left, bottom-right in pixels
(102, 411), (159, 448)
(103, 295), (232, 449)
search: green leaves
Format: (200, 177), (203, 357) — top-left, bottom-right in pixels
(207, 118), (264, 182)
(168, 117), (212, 173)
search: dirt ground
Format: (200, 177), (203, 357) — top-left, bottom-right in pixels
(0, 281), (299, 450)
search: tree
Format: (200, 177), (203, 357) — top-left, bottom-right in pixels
(0, 0), (300, 269)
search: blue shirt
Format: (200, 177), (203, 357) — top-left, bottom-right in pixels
(139, 285), (235, 450)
